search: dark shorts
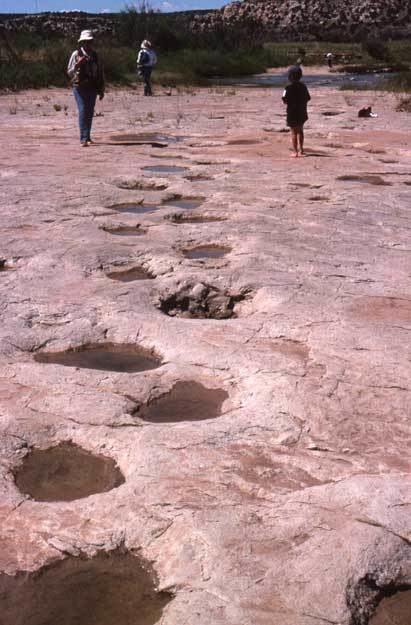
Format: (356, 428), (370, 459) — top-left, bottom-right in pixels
(287, 113), (308, 128)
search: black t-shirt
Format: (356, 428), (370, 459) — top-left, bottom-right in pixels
(282, 81), (311, 127)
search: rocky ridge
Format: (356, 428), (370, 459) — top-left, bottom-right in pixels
(1, 0), (411, 41)
(0, 11), (117, 37)
(192, 0), (411, 41)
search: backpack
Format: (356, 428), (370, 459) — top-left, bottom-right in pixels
(138, 49), (150, 66)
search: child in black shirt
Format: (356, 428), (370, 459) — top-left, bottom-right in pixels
(282, 66), (311, 157)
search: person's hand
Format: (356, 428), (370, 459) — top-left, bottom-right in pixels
(99, 93), (104, 101)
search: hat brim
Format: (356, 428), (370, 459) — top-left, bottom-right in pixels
(78, 36), (93, 42)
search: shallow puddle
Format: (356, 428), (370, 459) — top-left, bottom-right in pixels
(169, 213), (226, 224)
(150, 153), (184, 160)
(184, 174), (214, 181)
(142, 165), (188, 174)
(137, 381), (228, 423)
(102, 226), (146, 236)
(13, 442), (124, 502)
(110, 203), (161, 215)
(369, 589), (411, 625)
(163, 198), (204, 210)
(107, 267), (154, 282)
(337, 174), (391, 186)
(183, 245), (231, 259)
(34, 343), (162, 372)
(109, 132), (177, 144)
(0, 551), (172, 625)
(114, 179), (168, 191)
(228, 139), (260, 145)
(309, 195), (330, 202)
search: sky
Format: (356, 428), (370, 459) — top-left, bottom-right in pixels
(0, 0), (228, 13)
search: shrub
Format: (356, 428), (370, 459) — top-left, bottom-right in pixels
(396, 96), (411, 111)
(380, 71), (411, 92)
(159, 46), (275, 83)
(99, 44), (135, 83)
(364, 39), (391, 61)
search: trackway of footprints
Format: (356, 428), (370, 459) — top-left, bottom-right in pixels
(7, 144), (239, 622)
(4, 129), (409, 625)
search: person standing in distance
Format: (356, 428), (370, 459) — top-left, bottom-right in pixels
(67, 30), (105, 147)
(326, 52), (334, 69)
(282, 65), (311, 157)
(137, 40), (157, 96)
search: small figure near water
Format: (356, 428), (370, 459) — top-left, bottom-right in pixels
(137, 40), (157, 96)
(282, 65), (311, 158)
(67, 30), (105, 147)
(326, 52), (334, 69)
(358, 106), (378, 118)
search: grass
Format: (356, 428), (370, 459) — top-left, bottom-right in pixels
(265, 40), (411, 68)
(0, 34), (278, 90)
(157, 47), (275, 84)
(264, 41), (365, 66)
(0, 35), (138, 90)
(1, 30), (410, 91)
(378, 71), (411, 92)
(338, 70), (411, 93)
(396, 96), (411, 112)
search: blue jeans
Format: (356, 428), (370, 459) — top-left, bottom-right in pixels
(138, 66), (153, 96)
(73, 86), (97, 142)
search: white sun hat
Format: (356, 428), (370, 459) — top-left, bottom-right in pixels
(78, 30), (94, 42)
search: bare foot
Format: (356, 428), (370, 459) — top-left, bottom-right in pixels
(291, 152), (299, 158)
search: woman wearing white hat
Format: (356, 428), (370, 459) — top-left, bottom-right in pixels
(67, 30), (105, 146)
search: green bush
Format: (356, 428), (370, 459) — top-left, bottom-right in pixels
(117, 6), (185, 50)
(0, 35), (137, 89)
(379, 71), (411, 92)
(386, 40), (411, 66)
(158, 46), (275, 83)
(99, 44), (136, 83)
(364, 39), (391, 61)
(396, 96), (411, 111)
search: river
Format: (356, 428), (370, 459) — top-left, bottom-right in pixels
(212, 70), (390, 89)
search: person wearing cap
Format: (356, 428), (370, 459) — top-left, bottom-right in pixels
(67, 30), (105, 146)
(137, 40), (157, 96)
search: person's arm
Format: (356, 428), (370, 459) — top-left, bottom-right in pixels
(67, 51), (78, 78)
(305, 85), (311, 102)
(282, 86), (288, 104)
(137, 49), (145, 66)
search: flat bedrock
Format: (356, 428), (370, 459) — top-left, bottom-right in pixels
(0, 84), (410, 625)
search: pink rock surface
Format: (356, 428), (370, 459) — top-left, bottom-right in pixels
(0, 80), (410, 624)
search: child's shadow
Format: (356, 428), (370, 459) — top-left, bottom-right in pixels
(304, 149), (332, 157)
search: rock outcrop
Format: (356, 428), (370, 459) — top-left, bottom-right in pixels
(1, 0), (411, 42)
(191, 0), (411, 41)
(0, 11), (116, 37)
